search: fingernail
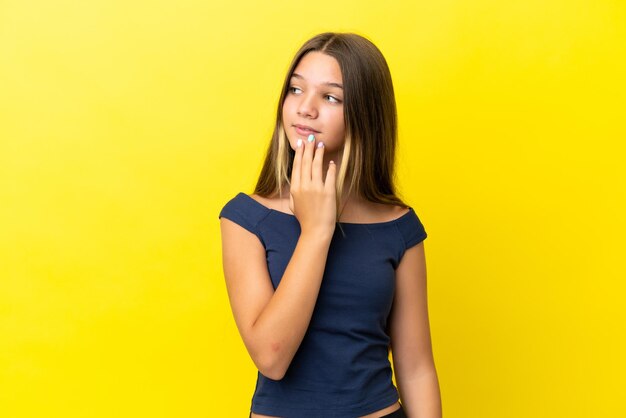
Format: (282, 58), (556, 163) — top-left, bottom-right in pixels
(297, 139), (302, 147)
(317, 141), (324, 148)
(307, 134), (315, 143)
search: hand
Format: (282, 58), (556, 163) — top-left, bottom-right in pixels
(289, 134), (337, 237)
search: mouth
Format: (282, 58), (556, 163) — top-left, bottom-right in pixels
(293, 124), (321, 136)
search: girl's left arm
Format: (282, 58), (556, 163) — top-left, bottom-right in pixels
(389, 241), (442, 418)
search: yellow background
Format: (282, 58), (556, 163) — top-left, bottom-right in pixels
(1, 0), (624, 417)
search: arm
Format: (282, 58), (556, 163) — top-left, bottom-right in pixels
(221, 136), (336, 381)
(220, 218), (333, 381)
(389, 241), (442, 418)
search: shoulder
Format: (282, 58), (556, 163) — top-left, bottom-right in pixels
(218, 193), (272, 242)
(249, 193), (293, 216)
(366, 201), (411, 223)
(375, 203), (411, 222)
(391, 204), (427, 252)
(365, 200), (427, 266)
(369, 203), (425, 246)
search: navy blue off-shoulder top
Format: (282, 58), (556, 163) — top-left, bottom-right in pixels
(218, 192), (427, 417)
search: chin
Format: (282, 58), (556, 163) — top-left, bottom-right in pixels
(287, 138), (296, 150)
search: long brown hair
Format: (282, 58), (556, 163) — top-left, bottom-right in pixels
(253, 32), (410, 228)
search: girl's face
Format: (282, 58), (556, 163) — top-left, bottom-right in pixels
(282, 52), (345, 155)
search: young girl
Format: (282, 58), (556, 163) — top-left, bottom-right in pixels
(219, 32), (442, 418)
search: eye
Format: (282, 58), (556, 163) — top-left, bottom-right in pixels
(326, 95), (341, 104)
(288, 86), (302, 94)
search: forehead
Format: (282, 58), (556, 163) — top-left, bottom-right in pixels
(292, 51), (342, 83)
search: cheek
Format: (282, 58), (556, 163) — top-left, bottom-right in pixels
(281, 98), (290, 117)
(321, 113), (345, 149)
(282, 102), (297, 127)
(281, 103), (295, 143)
(329, 111), (345, 135)
(283, 95), (297, 112)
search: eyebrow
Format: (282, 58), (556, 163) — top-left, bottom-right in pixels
(291, 73), (343, 90)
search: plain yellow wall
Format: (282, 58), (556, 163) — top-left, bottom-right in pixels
(1, 0), (624, 417)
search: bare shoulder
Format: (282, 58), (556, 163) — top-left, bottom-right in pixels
(339, 200), (409, 224)
(249, 193), (273, 207)
(250, 193), (292, 215)
(368, 201), (411, 223)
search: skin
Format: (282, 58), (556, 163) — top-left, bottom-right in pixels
(282, 51), (345, 184)
(221, 51), (442, 418)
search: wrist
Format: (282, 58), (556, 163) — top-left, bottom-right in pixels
(300, 226), (335, 242)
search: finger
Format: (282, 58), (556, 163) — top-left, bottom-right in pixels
(311, 140), (324, 184)
(301, 134), (315, 185)
(291, 138), (303, 190)
(324, 160), (337, 195)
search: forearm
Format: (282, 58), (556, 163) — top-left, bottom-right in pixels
(398, 369), (442, 418)
(252, 229), (333, 379)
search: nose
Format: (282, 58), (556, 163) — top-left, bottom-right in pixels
(297, 93), (318, 119)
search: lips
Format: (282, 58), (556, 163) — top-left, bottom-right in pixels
(294, 124), (320, 134)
